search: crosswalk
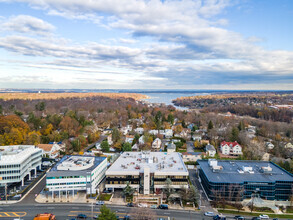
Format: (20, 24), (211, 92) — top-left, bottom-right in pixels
(0, 212), (26, 217)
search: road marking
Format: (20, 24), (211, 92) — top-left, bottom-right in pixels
(0, 212), (26, 217)
(47, 207), (55, 209)
(164, 212), (170, 215)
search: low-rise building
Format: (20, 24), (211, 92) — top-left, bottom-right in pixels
(107, 134), (113, 145)
(220, 141), (242, 156)
(164, 129), (173, 138)
(37, 143), (62, 159)
(167, 142), (176, 153)
(138, 136), (145, 145)
(266, 142), (275, 150)
(205, 144), (216, 157)
(0, 145), (43, 187)
(134, 127), (144, 135)
(181, 152), (203, 162)
(198, 159), (293, 201)
(152, 138), (161, 149)
(46, 155), (107, 195)
(125, 135), (134, 144)
(105, 151), (189, 194)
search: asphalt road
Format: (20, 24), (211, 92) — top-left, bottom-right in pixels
(0, 203), (212, 220)
(83, 135), (107, 152)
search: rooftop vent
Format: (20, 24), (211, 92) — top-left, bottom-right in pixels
(261, 165), (272, 173)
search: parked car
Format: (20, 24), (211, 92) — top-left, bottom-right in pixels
(157, 204), (168, 209)
(96, 201), (105, 205)
(93, 215), (99, 219)
(259, 215), (269, 219)
(234, 216), (245, 220)
(123, 215), (130, 220)
(204, 212), (215, 216)
(150, 205), (158, 209)
(76, 214), (87, 219)
(251, 218), (260, 220)
(213, 215), (226, 220)
(138, 203), (148, 208)
(127, 203), (134, 207)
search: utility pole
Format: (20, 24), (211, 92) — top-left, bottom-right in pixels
(5, 183), (7, 204)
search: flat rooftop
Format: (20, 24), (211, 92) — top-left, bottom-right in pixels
(106, 152), (188, 176)
(198, 160), (293, 183)
(48, 155), (106, 177)
(0, 145), (42, 165)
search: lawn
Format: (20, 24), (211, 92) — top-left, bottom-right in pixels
(218, 209), (293, 219)
(97, 194), (112, 201)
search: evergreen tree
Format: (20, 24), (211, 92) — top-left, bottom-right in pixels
(230, 127), (239, 142)
(122, 142), (132, 151)
(208, 120), (214, 130)
(101, 140), (110, 152)
(97, 205), (117, 220)
(122, 181), (135, 202)
(112, 128), (120, 143)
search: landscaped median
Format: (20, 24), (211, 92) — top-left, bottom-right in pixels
(218, 209), (293, 219)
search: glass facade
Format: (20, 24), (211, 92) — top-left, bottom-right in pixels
(199, 169), (293, 201)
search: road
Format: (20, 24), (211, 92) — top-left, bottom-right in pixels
(188, 169), (213, 213)
(83, 135), (107, 152)
(187, 141), (194, 152)
(0, 203), (214, 220)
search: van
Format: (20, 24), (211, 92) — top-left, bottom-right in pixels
(33, 213), (56, 220)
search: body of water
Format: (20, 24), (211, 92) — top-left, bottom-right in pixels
(141, 92), (210, 109)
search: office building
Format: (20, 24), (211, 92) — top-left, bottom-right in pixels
(0, 145), (43, 187)
(198, 159), (293, 201)
(106, 151), (189, 194)
(46, 155), (107, 195)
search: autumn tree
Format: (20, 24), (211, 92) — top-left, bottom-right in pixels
(59, 116), (80, 137)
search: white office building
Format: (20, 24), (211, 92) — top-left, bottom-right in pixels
(46, 155), (107, 195)
(106, 151), (189, 194)
(0, 145), (43, 187)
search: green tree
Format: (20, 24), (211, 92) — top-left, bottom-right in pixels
(101, 140), (110, 152)
(167, 113), (174, 125)
(122, 181), (135, 202)
(97, 205), (117, 220)
(208, 120), (214, 130)
(163, 178), (175, 203)
(0, 104), (3, 115)
(112, 127), (120, 143)
(35, 101), (46, 111)
(122, 142), (132, 151)
(238, 121), (245, 131)
(132, 133), (140, 145)
(230, 127), (239, 142)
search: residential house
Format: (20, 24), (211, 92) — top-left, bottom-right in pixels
(187, 123), (195, 130)
(284, 143), (293, 149)
(164, 129), (173, 138)
(134, 127), (144, 135)
(139, 136), (145, 145)
(167, 142), (176, 153)
(107, 134), (113, 145)
(125, 135), (134, 144)
(132, 144), (138, 151)
(266, 142), (275, 150)
(121, 125), (133, 135)
(192, 134), (202, 142)
(205, 144), (216, 157)
(152, 138), (161, 149)
(37, 143), (62, 159)
(181, 152), (202, 162)
(262, 153), (270, 161)
(220, 141), (242, 156)
(149, 130), (159, 135)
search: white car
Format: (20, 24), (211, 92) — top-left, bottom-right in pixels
(259, 215), (269, 219)
(204, 212), (215, 216)
(138, 203), (148, 208)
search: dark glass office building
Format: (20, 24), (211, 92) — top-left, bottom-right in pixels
(198, 159), (293, 201)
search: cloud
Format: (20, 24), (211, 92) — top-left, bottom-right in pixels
(2, 15), (55, 35)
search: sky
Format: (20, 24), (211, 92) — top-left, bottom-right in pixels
(0, 0), (293, 90)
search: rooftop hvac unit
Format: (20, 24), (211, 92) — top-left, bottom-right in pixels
(261, 166), (272, 173)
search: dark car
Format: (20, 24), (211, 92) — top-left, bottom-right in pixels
(251, 217), (260, 220)
(157, 204), (168, 209)
(213, 215), (226, 220)
(127, 203), (134, 207)
(234, 216), (245, 220)
(76, 214), (87, 219)
(124, 215), (130, 220)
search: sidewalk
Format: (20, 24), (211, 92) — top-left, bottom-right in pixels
(36, 192), (96, 204)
